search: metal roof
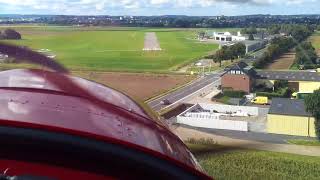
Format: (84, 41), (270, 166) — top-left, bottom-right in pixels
(256, 71), (320, 82)
(269, 98), (311, 117)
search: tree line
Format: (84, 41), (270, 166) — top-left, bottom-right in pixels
(206, 43), (246, 67)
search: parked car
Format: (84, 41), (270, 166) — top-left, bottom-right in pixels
(251, 96), (268, 105)
(160, 99), (171, 105)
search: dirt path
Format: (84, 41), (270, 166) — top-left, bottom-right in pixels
(266, 51), (295, 70)
(173, 126), (320, 157)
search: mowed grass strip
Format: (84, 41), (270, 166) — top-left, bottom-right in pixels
(187, 142), (320, 180)
(0, 26), (218, 72)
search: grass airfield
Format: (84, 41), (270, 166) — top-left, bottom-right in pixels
(0, 26), (220, 72)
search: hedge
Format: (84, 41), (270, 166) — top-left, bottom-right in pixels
(223, 90), (246, 98)
(256, 88), (291, 99)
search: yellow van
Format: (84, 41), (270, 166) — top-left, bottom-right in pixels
(251, 96), (268, 105)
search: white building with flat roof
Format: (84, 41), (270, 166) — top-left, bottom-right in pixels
(213, 31), (246, 42)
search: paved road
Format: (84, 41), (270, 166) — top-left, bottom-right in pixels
(147, 72), (223, 112)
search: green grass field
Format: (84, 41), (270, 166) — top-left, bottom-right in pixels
(187, 140), (320, 180)
(310, 31), (320, 49)
(0, 26), (220, 72)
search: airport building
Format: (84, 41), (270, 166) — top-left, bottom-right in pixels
(213, 32), (245, 42)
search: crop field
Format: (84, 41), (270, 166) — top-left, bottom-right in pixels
(310, 31), (320, 55)
(188, 142), (320, 180)
(73, 71), (195, 100)
(0, 26), (220, 72)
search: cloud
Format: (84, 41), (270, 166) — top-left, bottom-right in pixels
(0, 0), (317, 15)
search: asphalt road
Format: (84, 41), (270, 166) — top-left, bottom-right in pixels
(147, 72), (223, 112)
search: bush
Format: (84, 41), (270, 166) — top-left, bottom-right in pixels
(223, 90), (246, 98)
(1, 28), (21, 40)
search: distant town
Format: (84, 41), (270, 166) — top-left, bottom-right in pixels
(1, 14), (320, 27)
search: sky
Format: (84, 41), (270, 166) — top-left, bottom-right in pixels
(0, 0), (319, 16)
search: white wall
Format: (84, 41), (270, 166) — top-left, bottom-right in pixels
(177, 116), (248, 131)
(198, 103), (259, 116)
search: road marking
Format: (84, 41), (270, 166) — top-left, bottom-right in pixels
(154, 78), (221, 111)
(150, 77), (219, 108)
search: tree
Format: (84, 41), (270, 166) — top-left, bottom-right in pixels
(2, 29), (21, 40)
(248, 34), (254, 40)
(198, 31), (205, 39)
(295, 42), (318, 68)
(305, 89), (320, 140)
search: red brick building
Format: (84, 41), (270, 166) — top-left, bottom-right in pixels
(221, 62), (256, 93)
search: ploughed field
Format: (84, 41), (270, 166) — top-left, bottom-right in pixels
(73, 71), (195, 101)
(0, 26), (218, 72)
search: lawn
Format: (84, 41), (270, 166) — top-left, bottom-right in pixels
(187, 140), (320, 180)
(287, 139), (320, 146)
(0, 26), (219, 72)
(309, 31), (320, 54)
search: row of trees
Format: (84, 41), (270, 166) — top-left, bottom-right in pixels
(0, 29), (21, 40)
(207, 43), (246, 67)
(267, 24), (314, 42)
(295, 42), (318, 69)
(240, 27), (258, 35)
(253, 37), (295, 68)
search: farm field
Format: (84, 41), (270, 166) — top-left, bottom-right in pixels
(265, 51), (296, 70)
(73, 71), (195, 101)
(188, 141), (320, 180)
(310, 31), (320, 55)
(0, 26), (220, 72)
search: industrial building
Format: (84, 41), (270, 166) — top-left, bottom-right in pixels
(256, 71), (320, 92)
(267, 98), (316, 137)
(221, 62), (320, 93)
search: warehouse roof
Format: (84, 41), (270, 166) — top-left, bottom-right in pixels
(269, 98), (311, 117)
(256, 71), (320, 82)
